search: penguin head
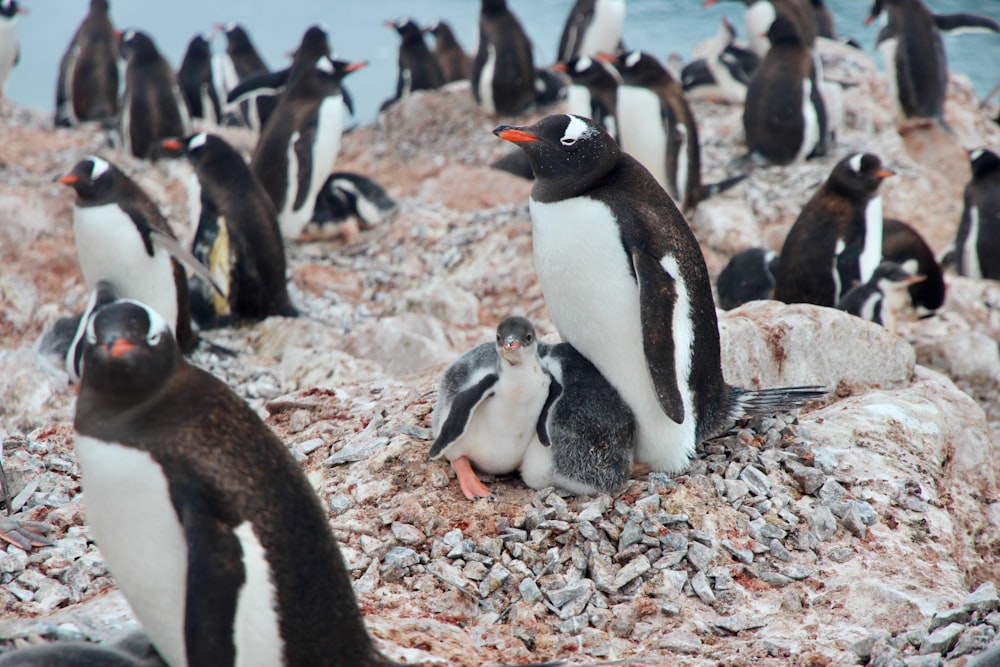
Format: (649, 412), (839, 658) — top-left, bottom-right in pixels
(481, 0), (509, 16)
(56, 157), (118, 205)
(555, 56), (622, 86)
(386, 17), (423, 42)
(296, 25), (332, 63)
(120, 29), (160, 63)
(828, 152), (894, 199)
(603, 50), (672, 87)
(871, 261), (924, 298)
(0, 0), (23, 19)
(864, 0), (884, 27)
(79, 300), (180, 400)
(325, 173), (397, 229)
(495, 316), (538, 366)
(494, 114), (620, 197)
(315, 57), (368, 84)
(186, 33), (213, 58)
(220, 23), (253, 53)
(160, 132), (218, 166)
(969, 148), (1000, 180)
(766, 14), (804, 46)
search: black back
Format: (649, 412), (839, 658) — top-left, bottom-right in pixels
(55, 0), (120, 127)
(473, 0), (535, 115)
(178, 34), (221, 122)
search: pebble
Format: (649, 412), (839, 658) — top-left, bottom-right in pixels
(612, 556), (650, 590)
(785, 460), (826, 495)
(828, 547), (855, 563)
(690, 571), (716, 605)
(929, 607), (972, 632)
(809, 506), (838, 541)
(920, 623), (965, 655)
(519, 577), (543, 604)
(721, 541), (754, 565)
(686, 542), (715, 571)
(390, 522), (425, 545)
(658, 629), (703, 654)
(714, 615), (768, 634)
(964, 582), (999, 613)
(768, 539), (794, 562)
(948, 625), (994, 658)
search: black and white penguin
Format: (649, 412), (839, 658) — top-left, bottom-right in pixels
(65, 280), (119, 384)
(472, 0), (535, 116)
(556, 0), (626, 63)
(161, 132), (298, 327)
(430, 317), (552, 500)
(0, 0), (25, 97)
(716, 247), (780, 310)
(427, 20), (470, 83)
(56, 157), (198, 353)
(71, 299), (400, 666)
(866, 0), (1000, 125)
(743, 13), (827, 165)
(249, 55), (367, 239)
(553, 55), (621, 142)
(305, 171), (397, 241)
(178, 32), (221, 124)
(773, 152), (893, 306)
(213, 22), (274, 129)
(837, 260), (925, 334)
(881, 217), (945, 316)
(0, 629), (166, 667)
(119, 29), (191, 158)
(682, 16), (759, 104)
(495, 114), (824, 473)
(381, 17), (445, 112)
(520, 341), (636, 496)
(952, 147), (1000, 281)
(704, 0), (818, 57)
(55, 0), (120, 127)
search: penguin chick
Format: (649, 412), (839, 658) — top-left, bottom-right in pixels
(55, 0), (119, 127)
(427, 20), (470, 83)
(304, 171), (398, 241)
(716, 247), (780, 310)
(837, 260), (925, 334)
(953, 147), (1000, 281)
(430, 317), (552, 500)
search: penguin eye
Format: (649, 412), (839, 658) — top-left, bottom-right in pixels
(561, 137), (577, 146)
(525, 333), (534, 343)
(147, 331), (161, 346)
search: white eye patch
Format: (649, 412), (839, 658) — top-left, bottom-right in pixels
(848, 153), (864, 173)
(561, 115), (594, 145)
(189, 132), (208, 150)
(625, 51), (641, 69)
(88, 156), (111, 180)
(575, 56), (593, 73)
(317, 56), (334, 74)
(971, 148), (986, 163)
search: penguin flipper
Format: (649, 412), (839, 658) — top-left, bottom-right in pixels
(292, 128), (316, 211)
(535, 374), (562, 447)
(147, 227), (228, 299)
(631, 248), (685, 424)
(429, 373), (498, 459)
(933, 13), (1000, 34)
(226, 68), (289, 107)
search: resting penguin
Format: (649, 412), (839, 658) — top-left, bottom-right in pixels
(0, 628), (167, 667)
(495, 114), (825, 474)
(305, 171), (398, 241)
(520, 341), (637, 496)
(55, 0), (120, 127)
(472, 0), (535, 116)
(880, 218), (945, 316)
(381, 17), (445, 112)
(682, 16), (759, 104)
(427, 20), (470, 83)
(743, 13), (827, 165)
(773, 152), (893, 307)
(952, 147), (1000, 281)
(837, 260), (925, 334)
(553, 55), (621, 143)
(56, 157), (207, 353)
(716, 247), (780, 310)
(249, 55), (367, 240)
(70, 299), (402, 667)
(161, 133), (298, 327)
(0, 0), (24, 97)
(866, 0), (1000, 126)
(556, 0), (626, 63)
(703, 0), (818, 57)
(119, 29), (191, 158)
(430, 317), (552, 500)
(178, 32), (222, 124)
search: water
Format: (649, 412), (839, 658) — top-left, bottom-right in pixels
(6, 0), (1000, 125)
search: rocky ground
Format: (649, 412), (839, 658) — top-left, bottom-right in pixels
(2, 40), (1000, 666)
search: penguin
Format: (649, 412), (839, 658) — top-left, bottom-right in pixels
(556, 0), (626, 63)
(952, 147), (1000, 281)
(743, 14), (827, 166)
(773, 152), (893, 307)
(66, 280), (119, 384)
(682, 16), (759, 104)
(0, 0), (24, 97)
(810, 0), (836, 39)
(305, 171), (398, 241)
(430, 317), (552, 500)
(161, 133), (298, 327)
(836, 260), (925, 334)
(553, 55), (621, 142)
(119, 29), (191, 159)
(380, 18), (446, 112)
(881, 217), (945, 316)
(520, 341), (637, 496)
(716, 247), (780, 310)
(0, 629), (167, 667)
(178, 32), (221, 124)
(213, 22), (275, 129)
(472, 0), (535, 116)
(704, 0), (818, 58)
(866, 0), (1000, 126)
(495, 114), (825, 473)
(56, 157), (202, 353)
(427, 20), (470, 83)
(610, 50), (744, 212)
(55, 0), (119, 127)
(71, 299), (401, 666)
(249, 55), (367, 240)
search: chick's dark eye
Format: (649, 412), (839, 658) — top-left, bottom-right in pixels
(526, 333), (533, 342)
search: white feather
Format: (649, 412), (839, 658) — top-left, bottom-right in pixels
(617, 85), (668, 188)
(963, 205), (983, 279)
(859, 195), (884, 282)
(232, 522), (283, 667)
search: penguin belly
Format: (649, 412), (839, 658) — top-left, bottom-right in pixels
(859, 196), (884, 283)
(231, 522), (283, 667)
(529, 196), (696, 473)
(566, 84), (592, 120)
(674, 125), (690, 209)
(578, 0), (626, 57)
(478, 44), (498, 115)
(0, 19), (18, 94)
(74, 436), (189, 667)
(617, 86), (668, 188)
(961, 206), (984, 278)
(73, 204), (180, 335)
(795, 78), (820, 163)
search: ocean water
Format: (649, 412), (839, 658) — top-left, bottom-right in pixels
(6, 0), (1000, 125)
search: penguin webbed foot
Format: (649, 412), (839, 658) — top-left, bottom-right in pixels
(451, 456), (494, 500)
(0, 516), (55, 551)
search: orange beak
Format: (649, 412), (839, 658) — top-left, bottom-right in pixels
(875, 168), (895, 179)
(595, 52), (616, 64)
(703, 0), (719, 6)
(161, 138), (184, 151)
(56, 174), (79, 185)
(109, 338), (134, 358)
(864, 13), (875, 26)
(384, 20), (396, 29)
(551, 62), (568, 73)
(494, 126), (538, 143)
(344, 61), (368, 73)
(905, 274), (926, 285)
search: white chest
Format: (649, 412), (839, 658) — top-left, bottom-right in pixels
(859, 196), (884, 283)
(567, 84), (592, 120)
(579, 0), (626, 57)
(962, 205), (983, 279)
(478, 44), (497, 115)
(796, 77), (820, 163)
(232, 522), (283, 667)
(0, 17), (18, 93)
(617, 85), (668, 188)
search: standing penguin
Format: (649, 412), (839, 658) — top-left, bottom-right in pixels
(556, 0), (626, 63)
(495, 114), (824, 473)
(427, 20), (470, 83)
(161, 133), (298, 327)
(0, 0), (24, 97)
(553, 55), (621, 143)
(56, 157), (198, 353)
(952, 147), (1000, 281)
(119, 29), (191, 158)
(430, 317), (552, 500)
(213, 22), (274, 129)
(70, 299), (401, 667)
(472, 0), (535, 116)
(773, 152), (893, 306)
(178, 32), (222, 124)
(837, 261), (925, 334)
(704, 0), (818, 57)
(743, 14), (827, 165)
(55, 0), (120, 127)
(250, 55), (367, 240)
(866, 0), (1000, 126)
(381, 17), (445, 111)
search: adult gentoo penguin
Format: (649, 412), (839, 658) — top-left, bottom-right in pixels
(178, 32), (221, 124)
(866, 0), (1000, 126)
(773, 152), (893, 306)
(250, 55), (367, 239)
(162, 133), (298, 327)
(716, 247), (779, 310)
(381, 17), (445, 111)
(952, 147), (1000, 281)
(213, 22), (274, 129)
(0, 0), (25, 97)
(70, 299), (401, 667)
(427, 20), (470, 83)
(55, 0), (120, 128)
(119, 29), (191, 158)
(554, 55), (621, 143)
(837, 261), (925, 334)
(0, 628), (166, 667)
(56, 157), (200, 353)
(472, 0), (535, 116)
(430, 317), (552, 500)
(495, 114), (824, 473)
(743, 14), (827, 165)
(682, 16), (759, 104)
(556, 0), (626, 62)
(881, 217), (944, 316)
(704, 0), (818, 58)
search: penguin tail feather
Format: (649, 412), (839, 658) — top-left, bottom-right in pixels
(699, 173), (748, 201)
(733, 385), (828, 419)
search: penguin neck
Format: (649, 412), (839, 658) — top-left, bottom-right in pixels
(530, 154), (620, 203)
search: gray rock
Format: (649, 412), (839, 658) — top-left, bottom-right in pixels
(948, 625), (994, 658)
(809, 505), (838, 541)
(724, 479), (750, 503)
(817, 478), (848, 504)
(689, 529), (713, 546)
(658, 629), (703, 654)
(928, 607), (971, 632)
(779, 565), (812, 580)
(545, 579), (593, 608)
(759, 572), (794, 587)
(381, 546), (419, 569)
(739, 466), (772, 497)
(613, 556), (650, 590)
(618, 520), (643, 551)
(687, 542), (716, 571)
(652, 551), (687, 569)
(768, 539), (794, 562)
(786, 460), (826, 495)
(390, 522), (425, 545)
(759, 523), (787, 540)
(965, 582), (1000, 613)
(902, 655), (941, 667)
(691, 570), (716, 605)
(577, 521), (601, 542)
(828, 547), (855, 563)
(721, 540), (754, 565)
(841, 503), (868, 538)
(558, 613), (589, 635)
(919, 622), (964, 655)
(33, 580), (70, 612)
(519, 577), (543, 604)
(329, 494), (352, 515)
(0, 548), (28, 576)
(714, 615), (768, 634)
(633, 494), (660, 514)
(479, 563), (511, 596)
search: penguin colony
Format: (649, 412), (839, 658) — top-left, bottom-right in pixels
(1, 0), (1000, 664)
